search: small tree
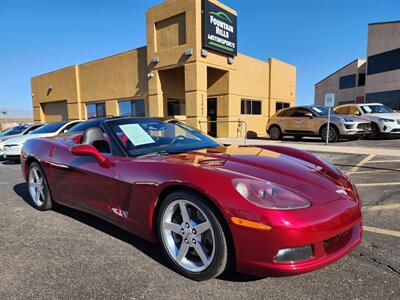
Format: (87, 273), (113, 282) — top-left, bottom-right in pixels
(0, 111), (8, 131)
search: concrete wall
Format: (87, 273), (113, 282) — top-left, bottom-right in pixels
(365, 22), (400, 97)
(31, 66), (80, 122)
(314, 59), (366, 106)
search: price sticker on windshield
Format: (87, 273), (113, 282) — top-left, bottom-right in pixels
(119, 124), (155, 146)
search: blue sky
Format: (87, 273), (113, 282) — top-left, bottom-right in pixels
(1, 0), (399, 115)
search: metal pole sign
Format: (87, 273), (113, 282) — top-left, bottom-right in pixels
(324, 93), (335, 145)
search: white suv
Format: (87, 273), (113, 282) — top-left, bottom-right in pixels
(334, 103), (400, 138)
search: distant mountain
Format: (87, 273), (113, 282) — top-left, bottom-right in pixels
(0, 107), (33, 118)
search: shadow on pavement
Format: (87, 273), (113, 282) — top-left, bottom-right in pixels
(12, 182), (265, 282)
(0, 159), (20, 165)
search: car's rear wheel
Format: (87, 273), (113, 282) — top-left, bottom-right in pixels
(28, 162), (53, 211)
(157, 191), (228, 281)
(268, 125), (283, 140)
(320, 125), (339, 142)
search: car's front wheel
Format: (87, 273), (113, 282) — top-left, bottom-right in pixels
(320, 125), (339, 142)
(28, 162), (53, 211)
(157, 191), (228, 281)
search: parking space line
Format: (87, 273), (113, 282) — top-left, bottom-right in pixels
(366, 159), (400, 163)
(363, 226), (400, 238)
(347, 154), (375, 175)
(356, 182), (400, 187)
(363, 203), (400, 211)
(349, 169), (400, 174)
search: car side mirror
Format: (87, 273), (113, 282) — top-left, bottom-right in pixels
(354, 111), (361, 116)
(305, 113), (313, 118)
(70, 144), (111, 168)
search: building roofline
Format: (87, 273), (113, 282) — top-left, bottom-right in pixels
(32, 46), (147, 79)
(78, 46), (147, 66)
(368, 20), (400, 26)
(314, 59), (362, 86)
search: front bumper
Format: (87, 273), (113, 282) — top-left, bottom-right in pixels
(229, 193), (362, 277)
(338, 122), (371, 136)
(378, 120), (400, 134)
(2, 144), (22, 159)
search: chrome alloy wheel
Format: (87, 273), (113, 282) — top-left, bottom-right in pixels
(321, 126), (337, 142)
(161, 200), (215, 272)
(269, 126), (281, 140)
(28, 166), (45, 207)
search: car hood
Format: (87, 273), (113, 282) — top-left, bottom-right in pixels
(3, 133), (55, 145)
(0, 134), (21, 142)
(322, 114), (367, 122)
(363, 112), (400, 120)
(155, 146), (351, 204)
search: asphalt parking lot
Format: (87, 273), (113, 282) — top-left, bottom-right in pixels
(0, 149), (399, 299)
(261, 135), (400, 149)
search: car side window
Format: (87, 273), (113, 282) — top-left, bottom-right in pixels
(290, 109), (309, 117)
(62, 122), (80, 133)
(277, 108), (295, 117)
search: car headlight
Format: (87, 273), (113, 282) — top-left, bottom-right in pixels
(232, 179), (311, 210)
(378, 118), (395, 122)
(337, 117), (354, 122)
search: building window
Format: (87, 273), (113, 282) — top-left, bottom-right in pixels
(366, 90), (400, 110)
(87, 103), (106, 119)
(358, 73), (365, 86)
(367, 47), (400, 75)
(119, 100), (145, 117)
(339, 74), (356, 89)
(241, 99), (262, 115)
(167, 99), (185, 116)
(275, 102), (290, 111)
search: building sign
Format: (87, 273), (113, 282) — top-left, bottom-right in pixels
(203, 0), (237, 56)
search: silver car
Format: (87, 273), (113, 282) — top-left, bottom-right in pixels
(266, 105), (371, 142)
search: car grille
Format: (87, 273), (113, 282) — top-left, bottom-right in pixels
(357, 123), (371, 130)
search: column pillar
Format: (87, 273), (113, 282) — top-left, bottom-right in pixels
(184, 62), (207, 130)
(147, 70), (164, 117)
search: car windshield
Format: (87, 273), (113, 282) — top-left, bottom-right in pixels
(0, 125), (27, 137)
(30, 122), (67, 134)
(67, 118), (106, 133)
(105, 118), (221, 157)
(360, 105), (394, 114)
(309, 106), (337, 116)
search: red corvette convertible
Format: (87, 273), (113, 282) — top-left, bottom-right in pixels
(21, 117), (362, 281)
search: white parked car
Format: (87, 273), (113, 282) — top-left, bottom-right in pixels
(0, 124), (42, 142)
(0, 124), (43, 157)
(2, 120), (81, 160)
(334, 103), (400, 138)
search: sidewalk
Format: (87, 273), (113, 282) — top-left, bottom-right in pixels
(218, 138), (400, 157)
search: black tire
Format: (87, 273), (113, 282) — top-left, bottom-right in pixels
(268, 125), (283, 140)
(157, 191), (229, 281)
(27, 162), (53, 211)
(369, 123), (380, 139)
(320, 125), (339, 142)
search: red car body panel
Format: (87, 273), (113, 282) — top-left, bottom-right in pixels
(20, 134), (362, 276)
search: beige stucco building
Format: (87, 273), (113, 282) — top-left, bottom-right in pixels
(315, 20), (400, 110)
(31, 0), (296, 138)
